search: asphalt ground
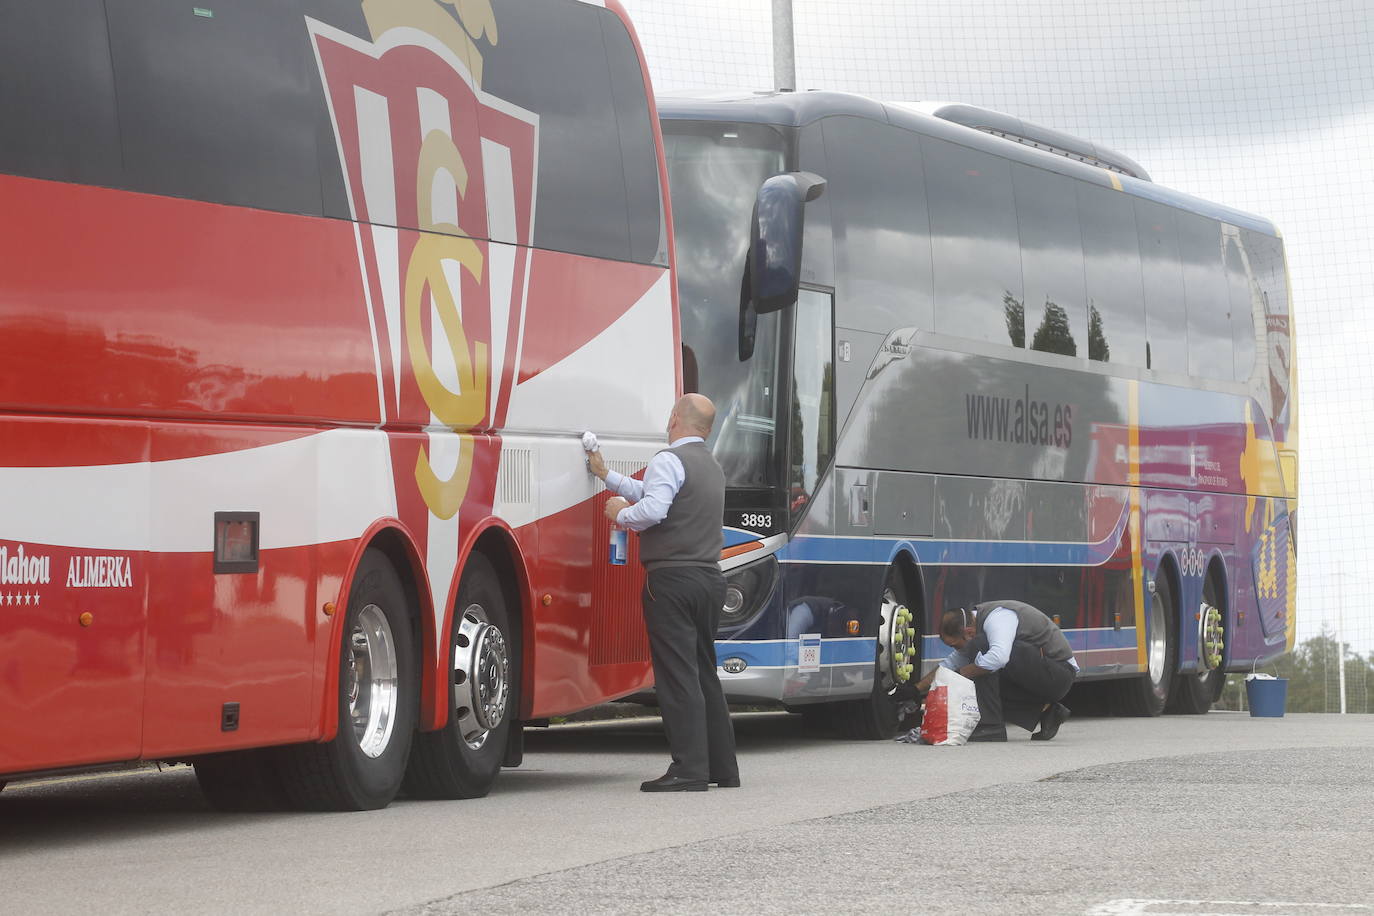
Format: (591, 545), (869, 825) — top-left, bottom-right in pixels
(2, 711), (1372, 915)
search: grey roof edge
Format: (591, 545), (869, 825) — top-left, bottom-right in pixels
(656, 90), (1278, 238)
(902, 101), (1152, 182)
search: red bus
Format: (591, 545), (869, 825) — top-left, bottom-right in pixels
(0, 0), (675, 810)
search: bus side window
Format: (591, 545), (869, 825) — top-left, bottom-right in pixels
(481, 0), (630, 261)
(1176, 212), (1234, 381)
(1225, 229), (1258, 382)
(105, 0), (323, 216)
(0, 0), (121, 188)
(1077, 183), (1147, 367)
(789, 288), (835, 511)
(922, 136), (1022, 347)
(1243, 228), (1293, 423)
(601, 11), (665, 266)
(1136, 199), (1189, 374)
(797, 123), (835, 290)
(1012, 163), (1087, 357)
(821, 116), (934, 336)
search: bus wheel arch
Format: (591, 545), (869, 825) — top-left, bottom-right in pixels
(275, 546), (420, 810)
(1114, 555), (1180, 717)
(1168, 555), (1229, 714)
(355, 525), (435, 731)
(834, 553), (923, 740)
(882, 552), (924, 693)
(404, 526), (528, 799)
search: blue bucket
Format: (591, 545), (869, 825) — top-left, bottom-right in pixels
(1245, 676), (1288, 717)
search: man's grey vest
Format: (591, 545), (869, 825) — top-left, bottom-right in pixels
(973, 600), (1074, 664)
(639, 441), (725, 572)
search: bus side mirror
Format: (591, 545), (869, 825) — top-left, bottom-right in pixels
(738, 264), (758, 361)
(749, 171), (825, 315)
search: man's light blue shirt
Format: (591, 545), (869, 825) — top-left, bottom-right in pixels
(603, 436), (703, 532)
(939, 605), (1019, 671)
(939, 605), (1080, 672)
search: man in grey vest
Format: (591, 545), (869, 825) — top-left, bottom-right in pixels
(586, 394), (739, 791)
(915, 600), (1078, 742)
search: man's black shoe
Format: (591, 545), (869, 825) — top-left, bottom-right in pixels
(710, 776), (741, 788)
(1032, 703), (1071, 741)
(967, 723), (1008, 742)
(640, 774), (708, 792)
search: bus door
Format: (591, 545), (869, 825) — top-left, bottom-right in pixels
(786, 286), (837, 525)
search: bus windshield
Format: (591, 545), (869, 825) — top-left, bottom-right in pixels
(664, 121), (787, 489)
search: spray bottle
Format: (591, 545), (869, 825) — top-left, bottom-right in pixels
(583, 431), (626, 565)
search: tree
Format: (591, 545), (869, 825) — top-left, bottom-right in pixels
(1031, 299), (1077, 356)
(1003, 292), (1025, 348)
(1088, 302), (1110, 362)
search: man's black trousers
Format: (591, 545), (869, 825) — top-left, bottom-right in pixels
(966, 634), (1076, 731)
(642, 565), (738, 782)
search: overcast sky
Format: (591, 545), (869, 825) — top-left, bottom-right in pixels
(623, 0), (1374, 655)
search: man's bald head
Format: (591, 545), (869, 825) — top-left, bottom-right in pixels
(672, 393), (716, 438)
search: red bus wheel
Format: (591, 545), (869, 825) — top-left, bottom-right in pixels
(404, 552), (517, 799)
(276, 549), (418, 810)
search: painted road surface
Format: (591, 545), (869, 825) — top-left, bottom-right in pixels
(2, 712), (1371, 915)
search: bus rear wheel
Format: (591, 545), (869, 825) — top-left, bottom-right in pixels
(276, 549), (418, 811)
(1113, 571), (1176, 716)
(404, 553), (517, 799)
(1168, 573), (1226, 714)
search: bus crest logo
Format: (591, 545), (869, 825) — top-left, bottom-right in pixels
(309, 2), (539, 521)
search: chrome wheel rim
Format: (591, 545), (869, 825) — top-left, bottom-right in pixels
(1197, 601), (1224, 680)
(452, 604), (511, 750)
(347, 603), (399, 759)
(1147, 588), (1167, 688)
(878, 589), (919, 691)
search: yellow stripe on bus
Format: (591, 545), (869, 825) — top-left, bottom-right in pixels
(1129, 379), (1147, 671)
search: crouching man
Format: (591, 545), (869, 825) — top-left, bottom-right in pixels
(915, 600), (1078, 742)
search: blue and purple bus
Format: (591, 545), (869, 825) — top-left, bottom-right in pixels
(658, 92), (1297, 735)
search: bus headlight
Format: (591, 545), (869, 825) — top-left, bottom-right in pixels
(719, 555), (778, 628)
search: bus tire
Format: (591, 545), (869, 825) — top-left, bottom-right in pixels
(836, 687), (899, 740)
(1168, 572), (1226, 714)
(1113, 570), (1176, 717)
(1063, 680), (1112, 717)
(404, 553), (517, 799)
(193, 749), (289, 812)
(276, 549), (418, 811)
(837, 567), (919, 740)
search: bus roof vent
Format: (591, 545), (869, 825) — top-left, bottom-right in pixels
(915, 102), (1151, 182)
